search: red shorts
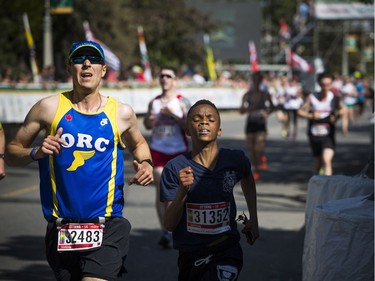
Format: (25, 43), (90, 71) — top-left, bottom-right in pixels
(151, 149), (185, 167)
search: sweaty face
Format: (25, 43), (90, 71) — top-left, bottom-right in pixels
(187, 104), (221, 142)
(69, 49), (107, 91)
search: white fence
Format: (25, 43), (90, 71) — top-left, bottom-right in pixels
(0, 86), (246, 123)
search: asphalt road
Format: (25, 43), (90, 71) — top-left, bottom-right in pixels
(0, 108), (373, 281)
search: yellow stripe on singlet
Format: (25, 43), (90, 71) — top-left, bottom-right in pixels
(104, 97), (121, 216)
(49, 92), (72, 218)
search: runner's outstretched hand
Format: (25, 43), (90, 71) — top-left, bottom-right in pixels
(128, 160), (154, 186)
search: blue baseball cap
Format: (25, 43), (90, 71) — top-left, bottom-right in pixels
(68, 41), (105, 62)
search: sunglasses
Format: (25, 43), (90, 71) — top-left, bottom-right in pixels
(159, 74), (175, 79)
(320, 82), (331, 87)
(70, 55), (104, 65)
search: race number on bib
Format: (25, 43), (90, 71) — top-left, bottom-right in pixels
(311, 124), (329, 136)
(186, 202), (231, 234)
(57, 223), (104, 252)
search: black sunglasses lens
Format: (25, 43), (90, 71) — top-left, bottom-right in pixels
(160, 74), (173, 79)
(71, 55), (104, 64)
(88, 56), (104, 64)
(71, 56), (86, 64)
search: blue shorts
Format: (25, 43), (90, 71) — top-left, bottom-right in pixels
(45, 217), (131, 281)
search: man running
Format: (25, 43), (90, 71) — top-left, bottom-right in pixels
(6, 40), (153, 280)
(143, 66), (190, 248)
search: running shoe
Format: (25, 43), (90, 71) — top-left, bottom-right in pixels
(260, 154), (268, 170)
(158, 232), (172, 249)
(253, 171), (260, 181)
(281, 129), (288, 138)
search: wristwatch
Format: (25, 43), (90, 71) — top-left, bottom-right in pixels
(140, 159), (154, 167)
(0, 153), (4, 159)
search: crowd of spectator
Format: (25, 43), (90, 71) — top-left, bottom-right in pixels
(0, 64), (251, 90)
(1, 65), (374, 125)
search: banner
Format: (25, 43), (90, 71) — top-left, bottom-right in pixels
(363, 46), (374, 62)
(344, 34), (358, 53)
(137, 26), (153, 83)
(248, 41), (259, 73)
(314, 1), (374, 20)
(22, 13), (40, 83)
(83, 21), (121, 72)
(203, 34), (217, 81)
(50, 0), (73, 14)
(286, 48), (313, 73)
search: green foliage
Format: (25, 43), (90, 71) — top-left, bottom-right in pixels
(262, 0), (296, 34)
(3, 0), (371, 79)
(0, 0), (218, 80)
(0, 0), (44, 76)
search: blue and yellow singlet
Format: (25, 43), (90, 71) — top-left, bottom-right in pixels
(39, 92), (125, 221)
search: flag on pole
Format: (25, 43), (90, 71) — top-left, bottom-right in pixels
(203, 34), (217, 81)
(83, 21), (121, 72)
(279, 19), (291, 42)
(137, 26), (153, 83)
(286, 48), (313, 73)
(249, 41), (259, 73)
(22, 13), (40, 83)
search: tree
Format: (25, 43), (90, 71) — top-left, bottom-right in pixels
(0, 0), (44, 79)
(0, 0), (218, 81)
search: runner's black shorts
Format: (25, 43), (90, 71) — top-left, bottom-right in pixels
(45, 217), (131, 281)
(177, 237), (243, 281)
(308, 134), (335, 157)
(245, 120), (267, 133)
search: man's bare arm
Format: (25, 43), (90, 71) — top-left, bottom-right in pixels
(6, 95), (59, 166)
(119, 103), (153, 186)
